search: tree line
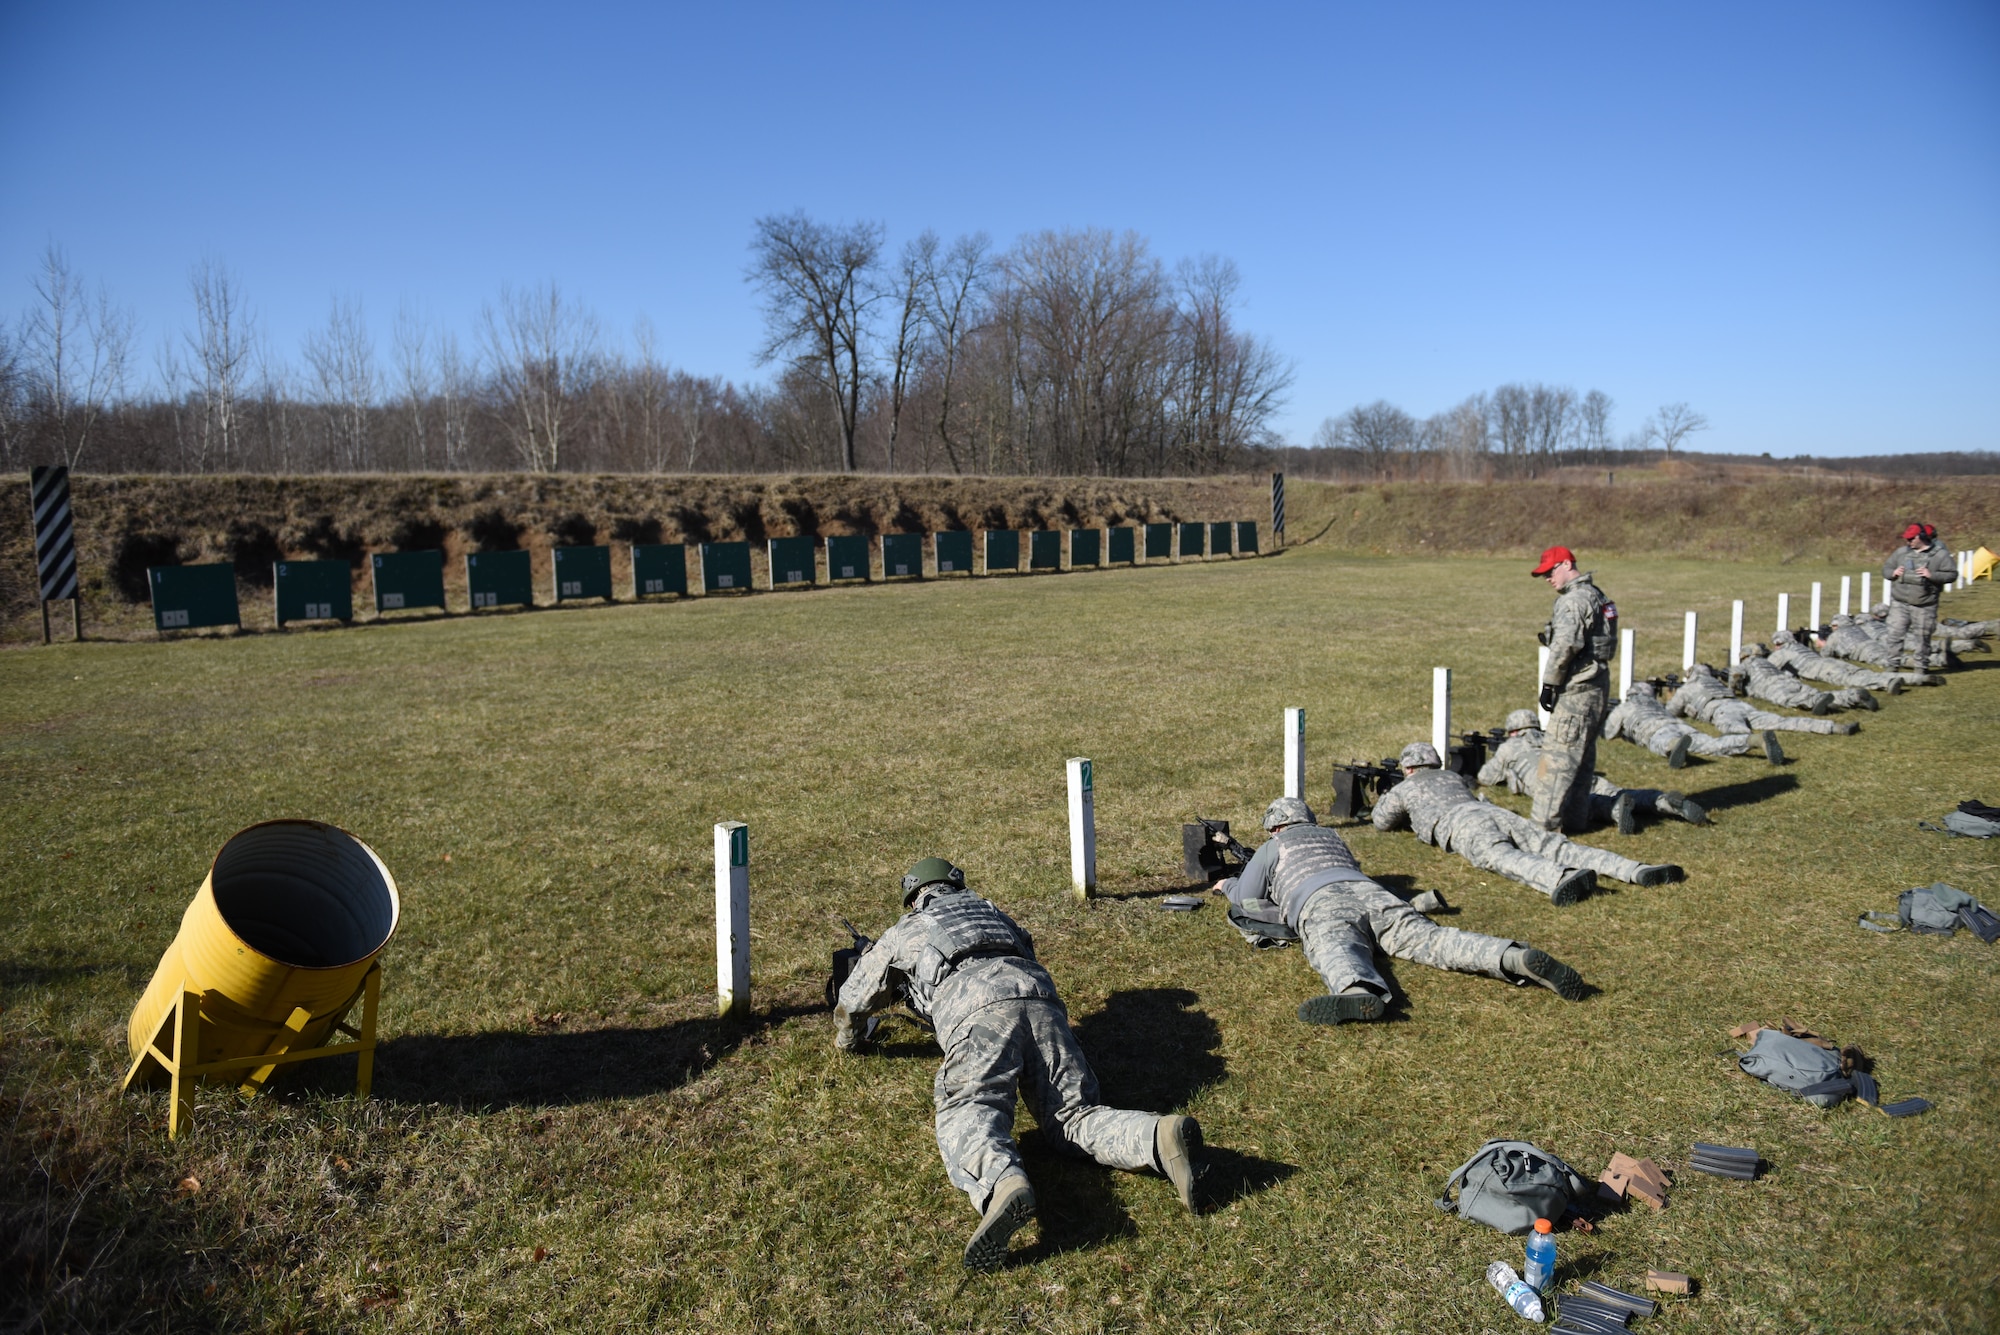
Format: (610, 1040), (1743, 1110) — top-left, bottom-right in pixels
(0, 225), (1295, 479)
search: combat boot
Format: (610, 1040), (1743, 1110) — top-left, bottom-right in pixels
(1154, 1116), (1203, 1212)
(1503, 946), (1585, 1000)
(1667, 735), (1691, 769)
(1663, 791), (1707, 825)
(964, 1174), (1036, 1271)
(1634, 864), (1685, 886)
(1298, 986), (1385, 1025)
(1550, 867), (1596, 906)
(1762, 731), (1785, 765)
(1612, 790), (1638, 836)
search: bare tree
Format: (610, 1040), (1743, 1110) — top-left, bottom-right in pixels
(622, 317), (671, 472)
(250, 345), (300, 472)
(186, 259), (255, 470)
(921, 231), (990, 474)
(1319, 400), (1417, 477)
(479, 282), (601, 472)
(302, 296), (377, 470)
(1646, 401), (1710, 456)
(0, 327), (24, 468)
(1526, 384), (1577, 458)
(392, 303), (433, 470)
(22, 244), (135, 469)
(1490, 383), (1532, 458)
(748, 212), (883, 472)
(880, 232), (936, 474)
(437, 330), (472, 470)
(1174, 255), (1292, 472)
(667, 370), (727, 472)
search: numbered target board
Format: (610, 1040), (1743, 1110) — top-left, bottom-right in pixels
(1069, 529), (1102, 568)
(882, 533), (922, 578)
(553, 545), (612, 601)
(984, 530), (1020, 574)
(1178, 523), (1206, 558)
(150, 563), (240, 631)
(1209, 522), (1234, 557)
(275, 559), (352, 626)
(467, 550), (533, 610)
(1109, 526), (1136, 564)
(935, 531), (973, 575)
(1144, 523), (1173, 559)
(826, 534), (869, 582)
(1029, 530), (1061, 570)
(371, 550), (446, 613)
(631, 543), (688, 597)
(702, 541), (752, 593)
(1236, 520), (1259, 553)
(768, 537), (815, 588)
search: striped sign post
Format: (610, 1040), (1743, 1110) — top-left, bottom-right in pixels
(30, 465), (82, 643)
(1271, 472), (1285, 546)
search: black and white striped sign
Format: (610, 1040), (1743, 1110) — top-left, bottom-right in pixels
(1270, 471), (1286, 540)
(30, 465), (79, 602)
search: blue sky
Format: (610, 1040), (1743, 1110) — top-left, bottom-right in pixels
(3, 1), (1995, 455)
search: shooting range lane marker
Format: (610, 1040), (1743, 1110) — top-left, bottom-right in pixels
(1618, 628), (1635, 701)
(1861, 571), (1872, 611)
(1683, 611), (1698, 672)
(1810, 581), (1823, 629)
(1840, 574), (1852, 617)
(1776, 591), (1790, 638)
(1536, 646), (1552, 728)
(1730, 600), (1745, 667)
(30, 464), (81, 642)
(715, 821), (750, 1019)
(1271, 471), (1285, 542)
(1066, 758), (1096, 899)
(1284, 707), (1306, 800)
(1431, 668), (1451, 762)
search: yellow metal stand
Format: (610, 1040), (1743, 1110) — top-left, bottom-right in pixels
(121, 963), (381, 1139)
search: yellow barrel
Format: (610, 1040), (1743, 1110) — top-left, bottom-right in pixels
(125, 820), (400, 1089)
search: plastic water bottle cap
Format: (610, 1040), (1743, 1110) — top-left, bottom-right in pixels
(1533, 1217), (1553, 1233)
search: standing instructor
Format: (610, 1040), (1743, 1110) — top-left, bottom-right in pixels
(1531, 545), (1617, 832)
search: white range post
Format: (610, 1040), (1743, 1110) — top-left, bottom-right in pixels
(1809, 581), (1823, 630)
(1776, 592), (1790, 637)
(1840, 575), (1852, 617)
(1431, 668), (1451, 763)
(714, 821), (750, 1019)
(1066, 757), (1097, 900)
(1683, 611), (1699, 671)
(1536, 646), (1552, 728)
(1283, 707), (1306, 800)
(1618, 628), (1635, 701)
(1861, 571), (1872, 612)
(1729, 600), (1745, 668)
(1960, 551), (1972, 590)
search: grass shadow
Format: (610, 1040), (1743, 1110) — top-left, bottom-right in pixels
(1012, 1134), (1139, 1261)
(1072, 988), (1226, 1112)
(1683, 773), (1801, 812)
(359, 1004), (819, 1109)
(1195, 1146), (1299, 1211)
(0, 956), (148, 990)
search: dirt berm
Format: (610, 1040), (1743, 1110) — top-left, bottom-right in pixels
(2, 471), (1994, 643)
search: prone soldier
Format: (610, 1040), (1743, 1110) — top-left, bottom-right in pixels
(1820, 614), (1945, 677)
(834, 858), (1202, 1270)
(1218, 795), (1585, 1023)
(1732, 645), (1875, 714)
(1769, 629), (1907, 694)
(1530, 546), (1617, 832)
(1372, 743), (1682, 906)
(1479, 708), (1707, 832)
(1673, 662), (1859, 735)
(1602, 679), (1781, 766)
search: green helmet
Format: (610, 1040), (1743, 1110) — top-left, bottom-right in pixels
(901, 856), (966, 905)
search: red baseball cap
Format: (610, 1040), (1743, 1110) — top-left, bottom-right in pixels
(1531, 546), (1575, 576)
(1902, 523), (1924, 542)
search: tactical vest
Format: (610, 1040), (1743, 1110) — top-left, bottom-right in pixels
(1267, 823), (1366, 927)
(911, 890), (1031, 988)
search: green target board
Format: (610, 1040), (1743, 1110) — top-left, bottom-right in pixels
(1209, 522), (1234, 556)
(1144, 523), (1173, 559)
(1069, 529), (1101, 567)
(275, 559), (352, 626)
(768, 536), (816, 587)
(467, 550), (533, 610)
(882, 533), (922, 578)
(701, 541), (752, 593)
(935, 531), (973, 574)
(1236, 520), (1259, 553)
(553, 545), (613, 601)
(371, 550), (446, 613)
(1029, 530), (1061, 570)
(826, 535), (869, 582)
(150, 563), (240, 631)
(1108, 527), (1136, 564)
(631, 543), (688, 597)
(1178, 523), (1206, 558)
(984, 530), (1020, 573)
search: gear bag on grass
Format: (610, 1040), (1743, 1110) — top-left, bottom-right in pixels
(1859, 882), (1999, 942)
(1434, 1139), (1587, 1235)
(1738, 1029), (1850, 1108)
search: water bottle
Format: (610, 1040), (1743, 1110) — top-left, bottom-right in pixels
(1485, 1261), (1546, 1322)
(1524, 1217), (1557, 1292)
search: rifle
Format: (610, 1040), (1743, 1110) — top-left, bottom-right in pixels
(1328, 758), (1402, 821)
(825, 916), (930, 1040)
(1182, 818), (1253, 884)
(1449, 728), (1506, 778)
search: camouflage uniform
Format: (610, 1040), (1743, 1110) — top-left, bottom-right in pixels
(1825, 615), (1947, 673)
(835, 886), (1158, 1214)
(1770, 630), (1906, 692)
(1478, 725), (1692, 824)
(1733, 651), (1871, 713)
(1672, 664), (1857, 735)
(1883, 536), (1955, 669)
(1602, 681), (1754, 759)
(1373, 766), (1652, 899)
(1534, 572), (1615, 832)
(1222, 820), (1510, 998)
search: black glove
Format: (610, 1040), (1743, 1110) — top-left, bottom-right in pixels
(1538, 682), (1559, 712)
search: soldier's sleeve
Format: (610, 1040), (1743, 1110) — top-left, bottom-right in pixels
(1542, 593), (1588, 685)
(835, 916), (921, 1019)
(1882, 550), (1902, 580)
(1665, 691), (1690, 719)
(1226, 839), (1281, 910)
(1601, 703), (1625, 739)
(1928, 545), (1955, 587)
(1475, 751), (1504, 786)
(1371, 782), (1410, 831)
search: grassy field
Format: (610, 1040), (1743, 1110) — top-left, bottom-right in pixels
(3, 543), (1997, 1333)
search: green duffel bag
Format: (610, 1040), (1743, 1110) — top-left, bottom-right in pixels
(1435, 1139), (1587, 1235)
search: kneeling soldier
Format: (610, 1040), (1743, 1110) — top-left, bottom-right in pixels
(1219, 796), (1584, 1023)
(834, 858), (1202, 1271)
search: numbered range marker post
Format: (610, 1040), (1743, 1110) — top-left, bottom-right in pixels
(1861, 571), (1872, 612)
(1810, 581), (1823, 630)
(714, 821), (750, 1019)
(1284, 707), (1306, 799)
(1066, 758), (1096, 899)
(1618, 628), (1635, 701)
(1776, 592), (1790, 637)
(1431, 668), (1451, 763)
(1840, 575), (1852, 617)
(1537, 646), (1552, 728)
(1683, 611), (1699, 671)
(1730, 600), (1745, 667)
